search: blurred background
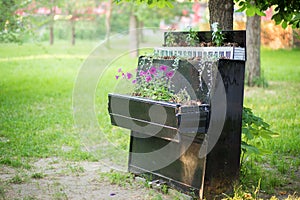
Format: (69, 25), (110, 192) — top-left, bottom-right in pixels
(2, 0), (299, 49)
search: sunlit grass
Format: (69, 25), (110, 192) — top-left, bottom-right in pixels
(261, 47), (300, 82)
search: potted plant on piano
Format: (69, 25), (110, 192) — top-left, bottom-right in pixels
(108, 55), (210, 141)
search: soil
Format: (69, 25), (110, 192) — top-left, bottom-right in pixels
(0, 158), (190, 200)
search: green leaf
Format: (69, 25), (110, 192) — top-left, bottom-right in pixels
(236, 6), (246, 13)
(255, 8), (266, 16)
(246, 6), (256, 16)
(241, 142), (260, 154)
(272, 13), (283, 25)
(238, 1), (245, 7)
(242, 127), (254, 140)
(282, 20), (288, 29)
(165, 1), (174, 8)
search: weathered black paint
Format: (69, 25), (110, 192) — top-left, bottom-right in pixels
(108, 93), (210, 141)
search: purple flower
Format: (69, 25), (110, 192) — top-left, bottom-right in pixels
(132, 79), (137, 84)
(126, 72), (133, 79)
(139, 70), (147, 76)
(118, 68), (122, 73)
(159, 65), (168, 71)
(115, 75), (120, 80)
(146, 76), (152, 82)
(149, 66), (157, 74)
(166, 71), (174, 78)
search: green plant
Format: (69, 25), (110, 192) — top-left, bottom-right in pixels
(241, 107), (279, 164)
(115, 56), (191, 103)
(100, 171), (134, 187)
(160, 184), (168, 194)
(222, 179), (261, 200)
(9, 174), (28, 184)
(211, 22), (225, 46)
(165, 29), (177, 47)
(185, 27), (199, 46)
(246, 69), (269, 88)
(31, 172), (45, 179)
(0, 183), (6, 200)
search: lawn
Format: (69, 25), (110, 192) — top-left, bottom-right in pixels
(0, 40), (299, 198)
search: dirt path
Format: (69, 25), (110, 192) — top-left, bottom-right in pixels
(0, 158), (190, 200)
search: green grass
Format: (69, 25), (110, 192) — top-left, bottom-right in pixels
(0, 41), (98, 166)
(242, 48), (300, 194)
(261, 47), (300, 82)
(0, 41), (299, 197)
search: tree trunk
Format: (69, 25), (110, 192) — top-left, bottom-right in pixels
(71, 20), (75, 46)
(129, 12), (139, 57)
(49, 0), (55, 45)
(246, 14), (261, 86)
(105, 0), (113, 48)
(139, 21), (144, 43)
(49, 24), (54, 45)
(208, 0), (233, 30)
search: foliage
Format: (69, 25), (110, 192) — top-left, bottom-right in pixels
(223, 180), (261, 200)
(114, 0), (176, 8)
(116, 0), (300, 29)
(99, 170), (134, 187)
(0, 0), (30, 43)
(234, 0), (300, 29)
(185, 26), (199, 46)
(211, 22), (225, 46)
(241, 107), (278, 163)
(115, 56), (191, 103)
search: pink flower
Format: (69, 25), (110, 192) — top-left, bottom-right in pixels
(146, 76), (152, 82)
(139, 70), (147, 76)
(159, 65), (167, 71)
(126, 72), (133, 79)
(132, 79), (137, 84)
(149, 67), (157, 74)
(118, 68), (122, 73)
(166, 71), (174, 78)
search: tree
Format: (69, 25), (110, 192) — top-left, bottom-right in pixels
(49, 0), (55, 45)
(0, 0), (29, 43)
(105, 0), (113, 47)
(208, 0), (233, 30)
(115, 0), (300, 86)
(234, 0), (300, 85)
(63, 0), (95, 45)
(235, 0), (300, 29)
(246, 14), (261, 86)
(129, 5), (139, 57)
(115, 0), (300, 29)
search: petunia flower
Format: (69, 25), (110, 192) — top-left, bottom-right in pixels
(139, 70), (147, 76)
(146, 76), (152, 82)
(149, 66), (157, 74)
(115, 75), (120, 80)
(159, 65), (168, 71)
(118, 68), (122, 73)
(166, 71), (174, 78)
(132, 79), (137, 84)
(126, 72), (133, 79)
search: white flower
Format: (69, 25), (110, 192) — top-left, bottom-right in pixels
(211, 22), (219, 32)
